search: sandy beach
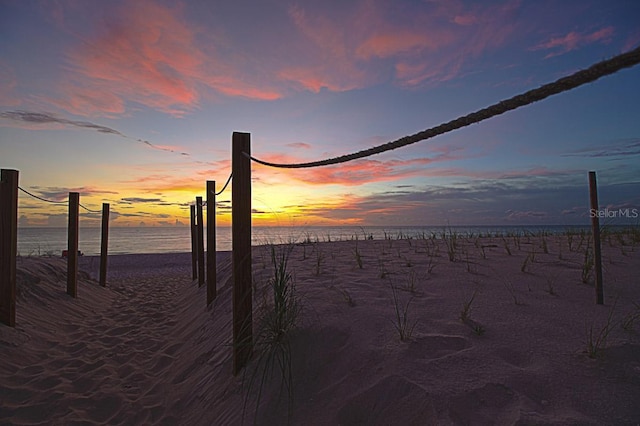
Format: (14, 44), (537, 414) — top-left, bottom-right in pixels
(1, 231), (639, 425)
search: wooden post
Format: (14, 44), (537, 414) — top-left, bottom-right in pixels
(232, 132), (252, 375)
(196, 196), (205, 287)
(0, 169), (19, 327)
(207, 180), (216, 305)
(588, 171), (604, 305)
(99, 203), (109, 287)
(190, 205), (197, 280)
(67, 192), (79, 298)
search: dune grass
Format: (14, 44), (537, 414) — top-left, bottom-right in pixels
(389, 281), (417, 341)
(243, 244), (302, 424)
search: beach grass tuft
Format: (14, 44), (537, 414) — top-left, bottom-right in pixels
(353, 242), (363, 269)
(459, 289), (478, 323)
(243, 244), (301, 424)
(390, 282), (417, 341)
(585, 300), (616, 359)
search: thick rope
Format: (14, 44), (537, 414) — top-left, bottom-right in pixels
(18, 186), (67, 204)
(214, 173), (233, 196)
(19, 186), (102, 213)
(248, 46), (640, 169)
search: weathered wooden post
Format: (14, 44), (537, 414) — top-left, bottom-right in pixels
(232, 131), (252, 375)
(0, 169), (19, 327)
(67, 192), (79, 298)
(99, 203), (109, 287)
(196, 196), (205, 287)
(190, 205), (197, 280)
(588, 171), (604, 305)
(206, 180), (217, 305)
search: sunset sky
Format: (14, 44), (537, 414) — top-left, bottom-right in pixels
(1, 0), (639, 228)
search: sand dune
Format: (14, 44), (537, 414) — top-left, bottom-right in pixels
(1, 233), (639, 425)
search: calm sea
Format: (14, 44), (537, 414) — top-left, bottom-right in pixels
(15, 225), (598, 256)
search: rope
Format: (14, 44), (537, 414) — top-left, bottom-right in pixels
(19, 186), (102, 213)
(79, 204), (102, 213)
(247, 46), (640, 169)
(215, 173), (232, 196)
(18, 186), (66, 204)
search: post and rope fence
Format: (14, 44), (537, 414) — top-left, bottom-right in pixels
(225, 46), (640, 372)
(186, 174), (232, 304)
(1, 180), (108, 322)
(0, 48), (636, 376)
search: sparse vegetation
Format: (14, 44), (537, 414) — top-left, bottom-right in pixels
(243, 244), (301, 424)
(459, 289), (478, 323)
(585, 300), (616, 359)
(502, 237), (512, 256)
(621, 302), (640, 332)
(315, 245), (324, 276)
(353, 242), (363, 269)
(502, 277), (523, 305)
(390, 282), (417, 341)
(521, 253), (532, 273)
(582, 244), (594, 284)
(443, 228), (458, 262)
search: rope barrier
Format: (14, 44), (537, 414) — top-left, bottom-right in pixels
(79, 204), (102, 214)
(18, 186), (67, 204)
(246, 46), (640, 169)
(18, 186), (101, 213)
(214, 173), (232, 196)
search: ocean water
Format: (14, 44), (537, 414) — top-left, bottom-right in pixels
(15, 224), (599, 256)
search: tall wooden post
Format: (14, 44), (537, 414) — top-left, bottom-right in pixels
(588, 171), (604, 305)
(207, 180), (217, 305)
(190, 205), (197, 280)
(232, 131), (252, 375)
(196, 196), (205, 287)
(67, 192), (79, 298)
(99, 203), (109, 287)
(0, 169), (19, 327)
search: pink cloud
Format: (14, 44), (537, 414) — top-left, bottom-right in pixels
(54, 0), (284, 117)
(280, 5), (370, 92)
(531, 27), (614, 58)
(356, 31), (440, 60)
(39, 0), (529, 116)
(60, 1), (202, 116)
(361, 1), (519, 87)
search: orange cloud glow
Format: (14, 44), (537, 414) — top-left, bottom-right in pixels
(255, 154), (447, 186)
(56, 0), (284, 117)
(41, 0), (530, 117)
(62, 1), (201, 116)
(356, 31), (439, 59)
